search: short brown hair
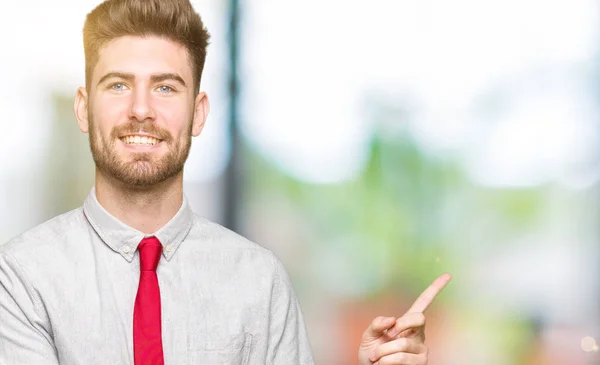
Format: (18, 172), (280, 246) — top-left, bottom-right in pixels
(83, 0), (210, 94)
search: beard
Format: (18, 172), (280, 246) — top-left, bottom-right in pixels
(88, 114), (193, 188)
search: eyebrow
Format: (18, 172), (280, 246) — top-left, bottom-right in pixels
(97, 72), (187, 88)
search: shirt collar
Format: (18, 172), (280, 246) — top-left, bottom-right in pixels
(82, 187), (194, 263)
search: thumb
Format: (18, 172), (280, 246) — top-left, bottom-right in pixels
(361, 316), (396, 342)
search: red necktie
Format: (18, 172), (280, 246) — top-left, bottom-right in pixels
(133, 236), (165, 365)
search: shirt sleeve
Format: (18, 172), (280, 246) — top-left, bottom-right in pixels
(266, 255), (315, 365)
(0, 252), (59, 364)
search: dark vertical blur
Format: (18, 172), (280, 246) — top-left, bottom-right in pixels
(223, 0), (242, 233)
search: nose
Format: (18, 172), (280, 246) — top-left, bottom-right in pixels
(129, 88), (155, 122)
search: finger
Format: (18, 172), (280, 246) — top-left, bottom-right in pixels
(386, 312), (425, 338)
(406, 273), (451, 314)
(373, 351), (425, 365)
(362, 316), (396, 341)
(370, 337), (427, 362)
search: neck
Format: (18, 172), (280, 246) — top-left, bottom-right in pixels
(94, 168), (184, 234)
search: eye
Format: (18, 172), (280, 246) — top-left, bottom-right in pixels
(157, 85), (174, 94)
(110, 83), (127, 92)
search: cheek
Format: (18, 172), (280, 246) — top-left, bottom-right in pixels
(154, 100), (194, 136)
(93, 97), (129, 137)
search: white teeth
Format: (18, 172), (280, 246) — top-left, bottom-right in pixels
(122, 135), (160, 145)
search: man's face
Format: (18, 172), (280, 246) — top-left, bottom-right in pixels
(78, 35), (207, 188)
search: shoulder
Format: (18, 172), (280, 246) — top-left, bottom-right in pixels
(0, 207), (85, 261)
(189, 214), (272, 253)
(187, 213), (285, 270)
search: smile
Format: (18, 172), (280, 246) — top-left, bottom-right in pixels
(120, 135), (162, 146)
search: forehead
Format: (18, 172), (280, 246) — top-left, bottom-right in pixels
(93, 35), (193, 83)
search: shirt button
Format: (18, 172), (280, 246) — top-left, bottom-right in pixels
(123, 246), (130, 254)
(165, 245), (172, 253)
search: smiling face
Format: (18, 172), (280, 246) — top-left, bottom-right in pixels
(75, 35), (209, 188)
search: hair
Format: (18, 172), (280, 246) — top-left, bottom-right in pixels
(83, 0), (210, 94)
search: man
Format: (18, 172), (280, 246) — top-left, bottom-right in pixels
(0, 0), (450, 364)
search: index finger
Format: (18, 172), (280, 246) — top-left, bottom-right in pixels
(406, 273), (451, 314)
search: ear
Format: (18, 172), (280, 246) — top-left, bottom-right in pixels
(74, 87), (90, 133)
(191, 91), (210, 137)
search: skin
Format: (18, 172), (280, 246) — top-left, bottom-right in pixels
(74, 35), (209, 233)
(72, 34), (451, 363)
(358, 273), (452, 365)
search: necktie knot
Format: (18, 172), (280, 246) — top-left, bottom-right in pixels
(138, 236), (162, 272)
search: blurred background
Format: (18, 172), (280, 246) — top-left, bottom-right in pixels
(1, 0), (599, 364)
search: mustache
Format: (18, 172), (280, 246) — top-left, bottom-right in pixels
(110, 122), (173, 142)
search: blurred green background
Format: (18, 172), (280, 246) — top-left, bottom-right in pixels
(1, 1), (599, 364)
